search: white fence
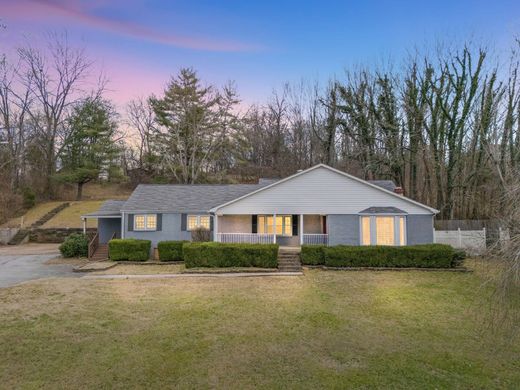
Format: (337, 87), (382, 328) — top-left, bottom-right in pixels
(303, 234), (329, 245)
(217, 233), (274, 244)
(434, 228), (486, 254)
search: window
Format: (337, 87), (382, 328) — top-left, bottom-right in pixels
(258, 215), (292, 236)
(376, 217), (395, 245)
(360, 215), (406, 246)
(134, 214), (156, 231)
(399, 216), (405, 246)
(187, 215), (210, 230)
(361, 216), (371, 245)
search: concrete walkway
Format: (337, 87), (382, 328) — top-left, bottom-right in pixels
(0, 244), (80, 288)
(83, 271), (303, 280)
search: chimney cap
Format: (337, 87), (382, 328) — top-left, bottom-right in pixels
(394, 186), (404, 195)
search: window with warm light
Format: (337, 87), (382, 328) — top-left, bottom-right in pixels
(376, 217), (395, 245)
(361, 216), (371, 245)
(134, 214), (156, 231)
(258, 215), (292, 236)
(360, 215), (406, 246)
(187, 215), (211, 230)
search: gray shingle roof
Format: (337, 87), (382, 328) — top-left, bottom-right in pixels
(82, 200), (126, 217)
(367, 180), (397, 192)
(121, 183), (275, 212)
(359, 206), (407, 214)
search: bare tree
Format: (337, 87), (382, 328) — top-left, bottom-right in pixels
(17, 33), (94, 195)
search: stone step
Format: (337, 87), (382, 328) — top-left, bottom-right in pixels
(278, 267), (302, 272)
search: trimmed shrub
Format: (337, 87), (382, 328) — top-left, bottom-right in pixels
(109, 239), (151, 261)
(322, 244), (456, 268)
(183, 242), (279, 268)
(158, 240), (186, 261)
(59, 233), (88, 258)
(452, 249), (467, 267)
(301, 245), (326, 265)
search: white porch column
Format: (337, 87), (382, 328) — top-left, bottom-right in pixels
(299, 214), (304, 245)
(82, 218), (86, 234)
(213, 214), (219, 242)
(273, 213), (277, 244)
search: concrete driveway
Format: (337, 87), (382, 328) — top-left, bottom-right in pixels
(0, 244), (79, 288)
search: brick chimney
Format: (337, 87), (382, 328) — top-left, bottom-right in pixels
(394, 186), (404, 196)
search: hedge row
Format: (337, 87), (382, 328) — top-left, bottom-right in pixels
(301, 244), (459, 268)
(183, 242), (279, 268)
(157, 240), (186, 261)
(109, 239), (151, 261)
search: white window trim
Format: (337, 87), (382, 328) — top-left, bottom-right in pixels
(187, 215), (211, 231)
(359, 215), (407, 246)
(258, 215), (292, 236)
(134, 214), (157, 231)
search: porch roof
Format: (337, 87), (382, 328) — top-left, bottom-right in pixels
(81, 200), (125, 218)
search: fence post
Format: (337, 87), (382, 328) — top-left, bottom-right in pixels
(458, 227), (462, 248)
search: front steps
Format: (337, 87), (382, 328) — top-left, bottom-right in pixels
(91, 244), (109, 261)
(277, 248), (302, 272)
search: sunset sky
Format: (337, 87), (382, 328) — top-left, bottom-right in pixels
(1, 0), (519, 109)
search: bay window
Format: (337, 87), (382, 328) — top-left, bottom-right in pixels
(360, 215), (406, 246)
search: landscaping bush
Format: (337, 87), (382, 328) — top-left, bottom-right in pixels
(322, 244), (456, 268)
(301, 245), (326, 265)
(109, 239), (151, 261)
(183, 242), (279, 268)
(452, 249), (467, 267)
(157, 240), (186, 261)
(59, 233), (88, 258)
(191, 227), (211, 242)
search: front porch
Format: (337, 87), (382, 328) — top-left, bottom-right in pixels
(214, 214), (328, 246)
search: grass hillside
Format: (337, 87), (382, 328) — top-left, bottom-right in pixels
(42, 201), (106, 229)
(1, 182), (131, 229)
(1, 202), (65, 228)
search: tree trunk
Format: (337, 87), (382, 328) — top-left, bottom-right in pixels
(77, 182), (84, 201)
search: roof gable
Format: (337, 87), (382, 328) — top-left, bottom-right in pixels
(211, 164), (437, 215)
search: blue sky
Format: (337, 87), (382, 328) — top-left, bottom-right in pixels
(2, 0), (519, 107)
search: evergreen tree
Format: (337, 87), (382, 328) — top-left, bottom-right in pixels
(56, 97), (119, 200)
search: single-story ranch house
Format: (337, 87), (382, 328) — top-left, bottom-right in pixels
(82, 164), (438, 256)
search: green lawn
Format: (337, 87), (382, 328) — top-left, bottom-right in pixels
(0, 265), (518, 389)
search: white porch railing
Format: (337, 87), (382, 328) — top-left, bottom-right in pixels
(217, 233), (274, 244)
(303, 234), (329, 245)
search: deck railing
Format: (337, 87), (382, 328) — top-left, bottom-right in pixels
(88, 232), (99, 259)
(217, 233), (274, 244)
(303, 234), (329, 245)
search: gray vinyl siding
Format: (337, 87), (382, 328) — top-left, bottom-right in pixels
(328, 215), (360, 245)
(123, 213), (191, 248)
(406, 215), (434, 245)
(98, 218), (122, 244)
(217, 166), (432, 215)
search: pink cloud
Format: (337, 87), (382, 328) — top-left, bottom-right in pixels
(2, 0), (260, 52)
